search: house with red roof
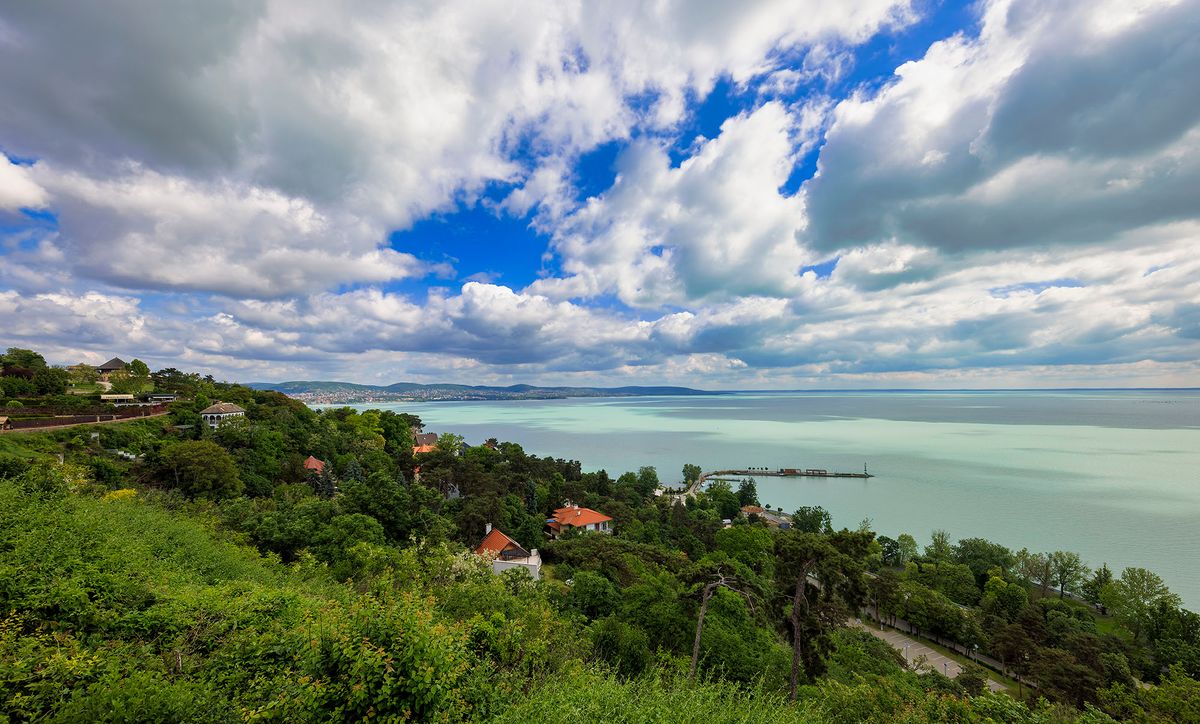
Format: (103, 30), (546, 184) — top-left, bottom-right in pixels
(546, 503), (613, 538)
(474, 524), (541, 580)
(303, 455), (326, 474)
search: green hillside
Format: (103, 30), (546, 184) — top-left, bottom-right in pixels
(1, 350), (1197, 721)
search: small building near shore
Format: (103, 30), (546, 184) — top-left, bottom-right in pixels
(547, 503), (613, 537)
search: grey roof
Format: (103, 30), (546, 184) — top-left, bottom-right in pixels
(414, 432), (438, 446)
(96, 357), (127, 371)
(200, 402), (245, 415)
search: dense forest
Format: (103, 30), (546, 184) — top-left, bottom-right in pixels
(1, 348), (1197, 721)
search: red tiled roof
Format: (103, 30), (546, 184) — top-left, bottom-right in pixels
(412, 444), (437, 454)
(551, 505), (612, 529)
(741, 505), (764, 514)
(303, 455), (325, 473)
(475, 528), (525, 556)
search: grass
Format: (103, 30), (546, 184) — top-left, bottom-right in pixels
(0, 429), (63, 459)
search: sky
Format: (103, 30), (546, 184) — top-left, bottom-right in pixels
(2, 0), (1199, 389)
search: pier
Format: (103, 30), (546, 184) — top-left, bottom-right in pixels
(677, 464), (874, 499)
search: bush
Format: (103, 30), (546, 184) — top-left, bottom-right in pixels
(591, 616), (650, 678)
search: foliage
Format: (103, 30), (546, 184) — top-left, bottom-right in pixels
(156, 440), (244, 499)
(792, 505), (832, 534)
(1101, 567), (1182, 644)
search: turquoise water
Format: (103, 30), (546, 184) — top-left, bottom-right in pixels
(330, 390), (1200, 607)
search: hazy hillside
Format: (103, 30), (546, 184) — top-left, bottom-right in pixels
(246, 379), (719, 402)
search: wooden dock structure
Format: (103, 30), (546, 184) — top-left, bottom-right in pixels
(678, 464), (874, 499)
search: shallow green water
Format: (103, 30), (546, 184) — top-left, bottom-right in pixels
(331, 390), (1200, 607)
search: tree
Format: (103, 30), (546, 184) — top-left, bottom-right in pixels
(869, 568), (901, 625)
(735, 478), (759, 507)
(705, 479), (741, 520)
(896, 534), (918, 566)
(591, 617), (650, 678)
(67, 364), (98, 385)
(436, 432), (465, 454)
(567, 570), (619, 619)
(957, 663), (989, 696)
(32, 366), (69, 395)
(952, 537), (1015, 583)
(925, 529), (952, 562)
(682, 463), (702, 485)
(634, 466), (659, 499)
(157, 440), (243, 499)
(1102, 567), (1182, 643)
(109, 369), (153, 394)
(1049, 550), (1089, 599)
(1015, 549), (1054, 598)
(1083, 563), (1114, 610)
(687, 564), (755, 680)
(127, 358), (151, 377)
(992, 622), (1035, 677)
(981, 575), (1028, 622)
(877, 535), (899, 566)
(1, 348), (47, 369)
(714, 525), (774, 576)
(775, 529), (872, 699)
(791, 506), (831, 534)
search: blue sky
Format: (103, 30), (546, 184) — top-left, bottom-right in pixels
(2, 0), (1198, 388)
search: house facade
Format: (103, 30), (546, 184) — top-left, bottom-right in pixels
(547, 504), (613, 538)
(200, 402), (245, 429)
(474, 524), (541, 580)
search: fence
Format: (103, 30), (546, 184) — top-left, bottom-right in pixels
(1, 405), (168, 431)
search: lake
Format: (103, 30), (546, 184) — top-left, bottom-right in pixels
(329, 390), (1200, 607)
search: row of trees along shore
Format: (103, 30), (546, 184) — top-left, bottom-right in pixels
(0, 347), (1196, 721)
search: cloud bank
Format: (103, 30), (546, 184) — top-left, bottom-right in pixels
(1, 0), (1198, 387)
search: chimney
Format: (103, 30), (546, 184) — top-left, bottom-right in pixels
(485, 522), (492, 535)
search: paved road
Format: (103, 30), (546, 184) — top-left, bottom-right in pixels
(853, 622), (1006, 693)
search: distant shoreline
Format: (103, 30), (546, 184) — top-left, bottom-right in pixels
(251, 381), (1200, 406)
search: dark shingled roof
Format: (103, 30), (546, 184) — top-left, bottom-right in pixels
(96, 357), (127, 371)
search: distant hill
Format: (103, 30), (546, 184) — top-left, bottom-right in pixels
(245, 380), (719, 402)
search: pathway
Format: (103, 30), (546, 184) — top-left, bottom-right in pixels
(852, 621), (1006, 693)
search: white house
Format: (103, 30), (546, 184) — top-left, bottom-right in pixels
(200, 402), (245, 429)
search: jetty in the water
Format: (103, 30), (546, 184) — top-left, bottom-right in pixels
(677, 464), (874, 499)
(722, 466), (873, 480)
